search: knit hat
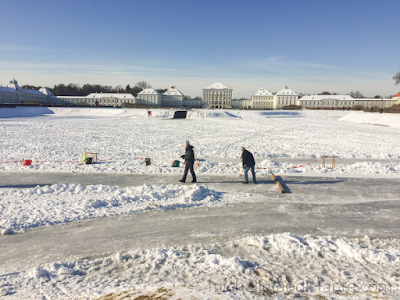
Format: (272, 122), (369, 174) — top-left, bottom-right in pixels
(185, 141), (190, 145)
(241, 147), (245, 151)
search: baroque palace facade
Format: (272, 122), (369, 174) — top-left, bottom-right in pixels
(0, 79), (203, 108)
(1, 78), (399, 109)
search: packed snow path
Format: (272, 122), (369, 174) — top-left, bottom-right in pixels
(1, 172), (400, 272)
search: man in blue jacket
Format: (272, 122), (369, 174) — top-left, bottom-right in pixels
(179, 141), (197, 183)
(241, 147), (256, 184)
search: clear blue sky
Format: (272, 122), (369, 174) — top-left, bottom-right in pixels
(1, 0), (399, 98)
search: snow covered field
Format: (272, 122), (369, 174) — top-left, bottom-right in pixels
(1, 107), (400, 177)
(1, 107), (400, 299)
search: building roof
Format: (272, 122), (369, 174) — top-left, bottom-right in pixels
(86, 93), (135, 99)
(204, 82), (231, 89)
(276, 86), (297, 96)
(163, 86), (183, 96)
(0, 86), (17, 93)
(7, 79), (22, 91)
(394, 92), (400, 98)
(3, 78), (48, 96)
(253, 87), (273, 96)
(299, 95), (353, 101)
(24, 89), (46, 95)
(137, 88), (161, 95)
(39, 87), (54, 96)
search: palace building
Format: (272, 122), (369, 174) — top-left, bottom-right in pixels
(202, 82), (232, 109)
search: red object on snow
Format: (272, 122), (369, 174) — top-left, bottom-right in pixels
(23, 159), (32, 166)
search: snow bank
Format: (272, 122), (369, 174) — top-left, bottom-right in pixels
(0, 183), (249, 233)
(48, 107), (148, 117)
(340, 111), (400, 128)
(0, 107), (54, 118)
(1, 233), (399, 299)
(1, 107), (354, 119)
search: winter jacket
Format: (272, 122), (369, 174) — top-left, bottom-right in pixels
(241, 149), (255, 168)
(181, 145), (195, 164)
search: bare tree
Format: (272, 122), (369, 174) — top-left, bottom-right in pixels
(349, 91), (364, 98)
(394, 71), (400, 85)
(136, 81), (152, 90)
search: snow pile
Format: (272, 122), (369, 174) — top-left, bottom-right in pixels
(48, 107), (148, 117)
(1, 233), (399, 299)
(0, 107), (54, 118)
(0, 183), (227, 233)
(340, 112), (400, 128)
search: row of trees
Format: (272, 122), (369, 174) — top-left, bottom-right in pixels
(319, 91), (387, 98)
(22, 81), (166, 97)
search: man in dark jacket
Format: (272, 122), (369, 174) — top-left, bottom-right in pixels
(241, 147), (256, 184)
(179, 141), (197, 183)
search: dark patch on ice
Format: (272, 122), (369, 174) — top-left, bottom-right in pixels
(259, 111), (303, 118)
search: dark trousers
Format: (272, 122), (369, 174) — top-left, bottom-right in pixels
(182, 163), (196, 182)
(244, 166), (256, 183)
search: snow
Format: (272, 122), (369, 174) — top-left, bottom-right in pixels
(0, 86), (17, 93)
(340, 111), (400, 128)
(276, 86), (297, 95)
(163, 87), (183, 96)
(0, 183), (238, 233)
(86, 93), (135, 99)
(137, 88), (161, 95)
(253, 87), (273, 96)
(1, 108), (399, 178)
(299, 94), (354, 100)
(1, 107), (400, 299)
(38, 88), (54, 96)
(0, 107), (55, 118)
(205, 82), (231, 89)
(1, 233), (399, 299)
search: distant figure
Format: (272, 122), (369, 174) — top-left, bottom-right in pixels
(380, 108), (383, 114)
(95, 100), (99, 108)
(241, 147), (256, 184)
(179, 141), (197, 183)
(370, 106), (373, 112)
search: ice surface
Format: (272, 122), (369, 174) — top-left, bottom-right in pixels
(1, 108), (400, 177)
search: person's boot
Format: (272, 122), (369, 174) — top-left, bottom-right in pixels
(179, 179), (185, 183)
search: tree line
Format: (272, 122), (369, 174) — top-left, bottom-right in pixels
(22, 81), (167, 97)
